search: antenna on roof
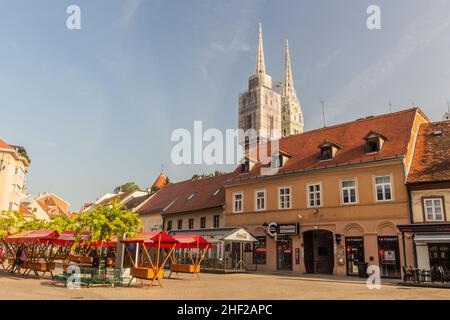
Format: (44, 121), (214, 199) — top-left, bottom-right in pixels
(321, 100), (326, 128)
(411, 100), (415, 107)
(447, 100), (450, 113)
(388, 101), (392, 113)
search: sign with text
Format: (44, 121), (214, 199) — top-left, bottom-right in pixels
(277, 223), (299, 235)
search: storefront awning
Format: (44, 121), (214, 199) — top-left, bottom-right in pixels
(414, 233), (450, 243)
(222, 228), (257, 243)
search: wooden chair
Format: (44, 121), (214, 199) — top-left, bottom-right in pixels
(437, 266), (450, 283)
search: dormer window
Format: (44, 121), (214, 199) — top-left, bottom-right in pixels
(241, 158), (257, 173)
(212, 188), (221, 196)
(272, 153), (282, 168)
(364, 131), (388, 153)
(318, 140), (342, 160)
(271, 151), (291, 168)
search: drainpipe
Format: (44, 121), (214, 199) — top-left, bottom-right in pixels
(406, 185), (417, 268)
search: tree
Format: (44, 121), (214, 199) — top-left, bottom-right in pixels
(114, 182), (141, 194)
(76, 199), (142, 242)
(0, 211), (24, 237)
(192, 170), (225, 180)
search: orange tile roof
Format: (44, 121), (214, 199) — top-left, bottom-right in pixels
(0, 139), (13, 149)
(230, 108), (421, 181)
(137, 170), (240, 215)
(152, 173), (168, 189)
(407, 121), (450, 184)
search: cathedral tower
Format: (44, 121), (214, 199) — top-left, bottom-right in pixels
(238, 23), (281, 145)
(281, 39), (304, 136)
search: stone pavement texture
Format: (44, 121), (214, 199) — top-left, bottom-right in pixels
(0, 271), (449, 300)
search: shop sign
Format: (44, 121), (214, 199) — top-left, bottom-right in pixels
(278, 223), (299, 235)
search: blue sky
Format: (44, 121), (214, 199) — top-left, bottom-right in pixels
(1, 0), (450, 210)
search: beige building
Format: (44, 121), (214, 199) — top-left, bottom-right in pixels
(22, 193), (70, 221)
(224, 108), (428, 278)
(0, 139), (30, 212)
(399, 120), (450, 273)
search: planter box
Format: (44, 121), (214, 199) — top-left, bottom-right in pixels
(24, 261), (55, 272)
(171, 264), (200, 273)
(130, 267), (164, 280)
(69, 255), (93, 264)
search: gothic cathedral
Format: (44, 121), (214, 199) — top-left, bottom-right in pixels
(238, 23), (304, 145)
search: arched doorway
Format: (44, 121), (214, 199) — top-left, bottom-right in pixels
(303, 230), (334, 274)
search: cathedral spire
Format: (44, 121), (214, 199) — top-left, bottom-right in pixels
(256, 22), (266, 75)
(284, 39), (295, 96)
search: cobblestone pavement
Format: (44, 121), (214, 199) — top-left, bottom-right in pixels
(0, 271), (449, 300)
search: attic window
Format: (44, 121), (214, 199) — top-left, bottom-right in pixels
(187, 193), (196, 201)
(321, 147), (333, 160)
(318, 140), (342, 161)
(242, 161), (250, 173)
(272, 153), (282, 168)
(212, 188), (221, 196)
(364, 131), (388, 153)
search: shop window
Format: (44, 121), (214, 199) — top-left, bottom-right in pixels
(375, 176), (392, 201)
(253, 237), (267, 264)
(341, 180), (357, 204)
(279, 187), (291, 209)
(423, 197), (445, 222)
(377, 236), (401, 278)
(307, 183), (322, 207)
(233, 193), (243, 213)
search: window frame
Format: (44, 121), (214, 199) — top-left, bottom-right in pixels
(213, 215), (220, 228)
(422, 197), (446, 222)
(255, 189), (266, 211)
(200, 216), (206, 229)
(373, 175), (394, 202)
(306, 182), (323, 208)
(188, 218), (194, 230)
(233, 192), (244, 213)
(340, 178), (358, 205)
(278, 186), (292, 210)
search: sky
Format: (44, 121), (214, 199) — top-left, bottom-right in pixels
(1, 0), (450, 211)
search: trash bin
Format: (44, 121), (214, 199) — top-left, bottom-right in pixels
(357, 262), (368, 278)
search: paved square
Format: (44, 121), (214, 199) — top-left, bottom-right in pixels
(0, 271), (448, 300)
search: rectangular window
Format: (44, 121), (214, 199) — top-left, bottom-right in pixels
(200, 217), (206, 229)
(255, 190), (265, 211)
(341, 180), (357, 204)
(253, 236), (267, 264)
(177, 219), (183, 230)
(213, 215), (220, 228)
(233, 193), (243, 213)
(423, 198), (444, 222)
(188, 218), (194, 230)
(167, 221), (172, 231)
(375, 176), (392, 201)
(279, 187), (291, 209)
(307, 183), (322, 207)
